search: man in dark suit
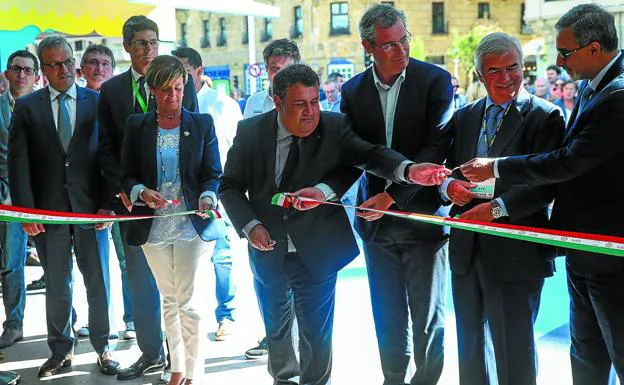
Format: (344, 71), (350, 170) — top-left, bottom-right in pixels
(437, 33), (564, 385)
(220, 64), (448, 385)
(7, 35), (118, 378)
(340, 5), (454, 384)
(461, 5), (624, 384)
(97, 16), (198, 381)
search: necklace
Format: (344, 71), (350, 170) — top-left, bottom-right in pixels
(156, 109), (182, 120)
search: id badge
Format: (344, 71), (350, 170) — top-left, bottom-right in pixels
(469, 178), (495, 199)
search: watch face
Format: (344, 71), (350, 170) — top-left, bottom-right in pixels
(492, 206), (504, 218)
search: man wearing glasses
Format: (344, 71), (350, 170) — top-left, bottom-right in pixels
(340, 4), (453, 385)
(8, 35), (118, 378)
(98, 15), (198, 381)
(460, 4), (624, 384)
(0, 50), (39, 351)
(81, 45), (115, 92)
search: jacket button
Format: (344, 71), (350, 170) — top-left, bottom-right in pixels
(283, 215), (288, 220)
(65, 161), (70, 167)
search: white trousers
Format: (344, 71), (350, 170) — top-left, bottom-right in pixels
(142, 236), (214, 381)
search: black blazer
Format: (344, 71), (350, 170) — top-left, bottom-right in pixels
(8, 86), (111, 214)
(99, 69), (198, 198)
(340, 58), (454, 242)
(498, 52), (624, 274)
(121, 109), (226, 246)
(219, 110), (408, 284)
(442, 90), (564, 281)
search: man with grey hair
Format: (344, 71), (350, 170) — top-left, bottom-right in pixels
(320, 79), (341, 112)
(460, 4), (624, 384)
(8, 35), (119, 377)
(434, 31), (564, 385)
(340, 4), (454, 384)
(243, 38), (301, 118)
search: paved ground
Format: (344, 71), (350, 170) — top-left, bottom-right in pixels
(0, 234), (578, 384)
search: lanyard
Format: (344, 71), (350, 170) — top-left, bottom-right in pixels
(131, 75), (148, 113)
(482, 103), (512, 152)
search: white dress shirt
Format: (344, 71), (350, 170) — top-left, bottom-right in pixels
(48, 83), (77, 134)
(243, 89), (275, 118)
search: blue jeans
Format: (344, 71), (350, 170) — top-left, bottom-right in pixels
(0, 222), (28, 330)
(212, 235), (236, 323)
(112, 222), (133, 324)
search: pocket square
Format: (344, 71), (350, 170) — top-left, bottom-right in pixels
(184, 131), (190, 136)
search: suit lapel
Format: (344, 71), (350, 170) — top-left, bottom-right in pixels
(361, 69), (387, 145)
(121, 70), (135, 117)
(390, 76), (412, 150)
(69, 86), (87, 153)
(178, 110), (192, 182)
(142, 112), (158, 188)
(261, 110), (279, 190)
(488, 91), (530, 156)
(462, 98), (486, 162)
(39, 88), (66, 154)
(292, 117), (322, 188)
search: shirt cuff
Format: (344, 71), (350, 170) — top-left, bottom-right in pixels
(314, 183), (336, 201)
(493, 157), (508, 178)
(242, 219), (262, 239)
(199, 191), (217, 208)
(130, 183), (147, 203)
(439, 177), (455, 202)
(396, 160), (413, 183)
(494, 197), (509, 217)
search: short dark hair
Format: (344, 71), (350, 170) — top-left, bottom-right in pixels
(7, 50), (39, 74)
(327, 72), (343, 82)
(37, 35), (73, 64)
(546, 65), (561, 75)
(272, 64), (319, 101)
(555, 4), (618, 52)
(562, 79), (578, 90)
(171, 47), (202, 68)
(262, 39), (301, 65)
(123, 15), (159, 42)
(81, 44), (115, 69)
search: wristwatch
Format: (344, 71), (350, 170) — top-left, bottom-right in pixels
(490, 200), (504, 219)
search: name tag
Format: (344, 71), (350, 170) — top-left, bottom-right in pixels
(470, 178), (496, 199)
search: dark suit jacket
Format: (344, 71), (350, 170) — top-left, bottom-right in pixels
(8, 86), (110, 214)
(99, 69), (198, 198)
(219, 110), (408, 284)
(442, 90), (564, 281)
(498, 52), (624, 274)
(121, 109), (226, 246)
(0, 92), (13, 203)
(340, 58), (454, 242)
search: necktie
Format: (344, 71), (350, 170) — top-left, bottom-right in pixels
(9, 98), (14, 113)
(577, 85), (594, 115)
(57, 93), (72, 151)
(134, 76), (147, 114)
(476, 104), (503, 157)
(279, 136), (300, 192)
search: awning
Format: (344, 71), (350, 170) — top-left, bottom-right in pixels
(128, 0), (280, 18)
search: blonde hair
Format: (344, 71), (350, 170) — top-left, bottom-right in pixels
(145, 55), (187, 90)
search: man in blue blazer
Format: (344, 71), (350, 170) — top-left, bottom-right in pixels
(461, 5), (624, 384)
(340, 5), (454, 384)
(98, 16), (198, 381)
(8, 35), (118, 378)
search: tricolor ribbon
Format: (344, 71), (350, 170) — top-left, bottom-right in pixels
(271, 193), (624, 257)
(0, 204), (221, 225)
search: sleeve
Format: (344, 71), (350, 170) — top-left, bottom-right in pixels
(7, 101), (35, 208)
(199, 115), (222, 196)
(120, 116), (144, 199)
(98, 83), (123, 195)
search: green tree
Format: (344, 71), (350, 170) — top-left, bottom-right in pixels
(448, 23), (501, 83)
(409, 35), (427, 61)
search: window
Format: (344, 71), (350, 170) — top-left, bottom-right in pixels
(179, 23), (188, 47)
(217, 17), (227, 47)
(432, 3), (447, 34)
(201, 20), (210, 48)
(478, 2), (490, 19)
(242, 17), (249, 44)
(261, 17), (273, 42)
(330, 2), (350, 35)
(75, 40), (84, 51)
(291, 6), (303, 38)
(381, 1), (394, 6)
(520, 3), (534, 34)
(427, 56), (445, 65)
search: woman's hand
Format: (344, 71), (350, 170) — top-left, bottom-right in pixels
(141, 189), (169, 209)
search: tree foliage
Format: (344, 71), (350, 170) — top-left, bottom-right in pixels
(409, 35), (427, 61)
(448, 23), (502, 83)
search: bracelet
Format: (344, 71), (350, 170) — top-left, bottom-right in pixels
(139, 188), (146, 201)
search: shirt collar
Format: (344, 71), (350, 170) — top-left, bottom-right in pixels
(48, 83), (77, 100)
(372, 64), (406, 90)
(588, 51), (622, 91)
(484, 87), (528, 113)
(7, 92), (15, 107)
(276, 113), (292, 141)
(131, 66), (144, 82)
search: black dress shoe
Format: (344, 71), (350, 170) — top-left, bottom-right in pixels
(117, 356), (165, 380)
(38, 356), (71, 378)
(26, 277), (45, 291)
(97, 352), (120, 375)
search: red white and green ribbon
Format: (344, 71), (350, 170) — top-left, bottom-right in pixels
(0, 204), (221, 225)
(271, 193), (624, 258)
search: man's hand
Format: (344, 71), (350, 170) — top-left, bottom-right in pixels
(407, 163), (452, 186)
(22, 223), (45, 236)
(141, 189), (169, 209)
(356, 192), (394, 221)
(460, 158), (495, 183)
(118, 191), (132, 212)
(95, 209), (114, 230)
(448, 180), (477, 206)
(248, 224), (276, 251)
(197, 196), (214, 219)
(459, 202), (495, 222)
(292, 187), (324, 211)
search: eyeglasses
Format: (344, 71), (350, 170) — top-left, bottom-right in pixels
(42, 58), (76, 70)
(129, 40), (160, 49)
(452, 85), (460, 89)
(557, 43), (591, 61)
(84, 59), (112, 68)
(7, 65), (36, 76)
(372, 33), (412, 53)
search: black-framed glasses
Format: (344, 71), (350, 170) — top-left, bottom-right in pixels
(557, 43), (591, 61)
(84, 59), (112, 68)
(129, 40), (160, 49)
(7, 65), (36, 76)
(372, 33), (412, 53)
(42, 58), (76, 70)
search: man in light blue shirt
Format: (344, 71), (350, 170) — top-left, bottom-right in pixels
(320, 80), (341, 112)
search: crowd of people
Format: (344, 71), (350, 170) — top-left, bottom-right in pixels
(0, 3), (622, 385)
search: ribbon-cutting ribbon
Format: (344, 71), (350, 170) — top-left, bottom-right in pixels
(271, 193), (624, 258)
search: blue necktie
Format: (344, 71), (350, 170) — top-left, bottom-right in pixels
(57, 93), (72, 151)
(476, 104), (502, 157)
